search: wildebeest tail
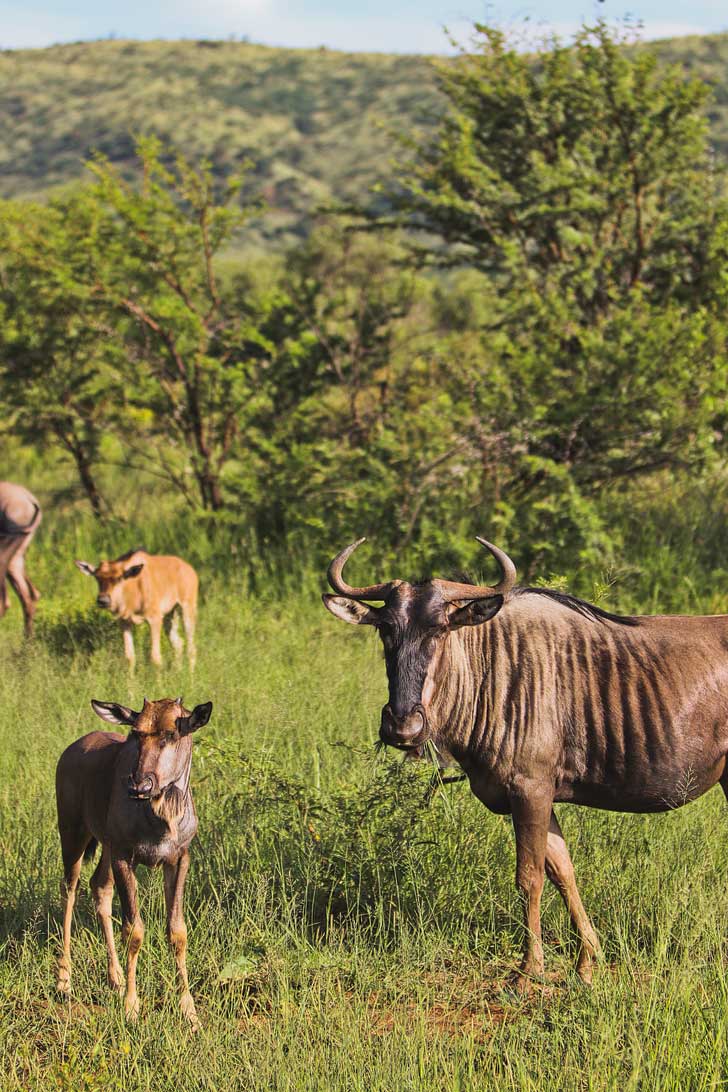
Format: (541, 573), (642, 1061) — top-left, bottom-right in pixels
(83, 838), (98, 862)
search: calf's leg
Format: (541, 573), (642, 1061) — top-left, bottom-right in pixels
(112, 857), (144, 1020)
(544, 810), (600, 983)
(181, 600), (196, 671)
(147, 615), (163, 668)
(163, 850), (198, 1029)
(164, 608), (184, 662)
(121, 622), (135, 671)
(509, 787), (552, 991)
(56, 831), (88, 994)
(90, 845), (123, 991)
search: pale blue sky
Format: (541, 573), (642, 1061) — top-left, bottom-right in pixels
(1, 0), (726, 53)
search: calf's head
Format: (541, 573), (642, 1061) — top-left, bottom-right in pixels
(323, 538), (516, 750)
(75, 556), (145, 612)
(91, 697), (213, 814)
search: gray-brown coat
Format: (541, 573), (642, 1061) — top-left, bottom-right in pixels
(323, 537), (728, 989)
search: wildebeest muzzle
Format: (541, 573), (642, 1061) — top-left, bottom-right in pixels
(380, 703), (429, 750)
(127, 773), (157, 800)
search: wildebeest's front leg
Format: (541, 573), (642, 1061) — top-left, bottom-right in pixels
(121, 621), (135, 670)
(90, 844), (124, 991)
(163, 850), (199, 1029)
(509, 786), (552, 991)
(544, 810), (600, 983)
(112, 857), (144, 1020)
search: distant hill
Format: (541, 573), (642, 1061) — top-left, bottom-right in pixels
(1, 34), (728, 246)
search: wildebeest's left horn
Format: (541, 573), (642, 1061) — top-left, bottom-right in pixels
(327, 538), (401, 601)
(437, 538), (517, 602)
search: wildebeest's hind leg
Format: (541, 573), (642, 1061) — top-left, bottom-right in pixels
(0, 536), (18, 617)
(7, 543), (38, 636)
(90, 845), (123, 991)
(56, 828), (90, 994)
(163, 850), (199, 1029)
(509, 788), (552, 992)
(544, 810), (601, 984)
(181, 599), (196, 672)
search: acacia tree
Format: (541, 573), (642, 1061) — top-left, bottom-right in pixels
(388, 22), (728, 569)
(0, 193), (121, 517)
(86, 138), (269, 511)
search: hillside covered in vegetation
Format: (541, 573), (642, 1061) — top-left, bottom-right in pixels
(2, 32), (728, 245)
(0, 38), (442, 245)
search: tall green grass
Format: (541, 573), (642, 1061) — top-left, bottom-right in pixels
(1, 558), (728, 1089)
(3, 457), (728, 1088)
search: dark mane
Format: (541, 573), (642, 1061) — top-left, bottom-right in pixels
(518, 586), (640, 626)
(114, 546), (146, 563)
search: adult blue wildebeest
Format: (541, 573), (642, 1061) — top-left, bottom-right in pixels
(323, 536), (728, 990)
(0, 481), (41, 636)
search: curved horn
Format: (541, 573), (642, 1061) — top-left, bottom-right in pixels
(437, 538), (517, 603)
(326, 538), (401, 601)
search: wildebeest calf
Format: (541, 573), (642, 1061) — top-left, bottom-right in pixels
(55, 696), (213, 1026)
(75, 549), (198, 669)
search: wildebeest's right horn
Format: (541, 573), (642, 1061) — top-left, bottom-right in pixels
(327, 538), (401, 601)
(437, 538), (517, 602)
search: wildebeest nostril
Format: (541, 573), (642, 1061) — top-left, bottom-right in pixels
(128, 774), (154, 798)
(380, 705), (425, 742)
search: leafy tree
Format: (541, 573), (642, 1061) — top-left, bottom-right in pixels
(387, 22), (728, 570)
(0, 192), (121, 517)
(86, 138), (269, 511)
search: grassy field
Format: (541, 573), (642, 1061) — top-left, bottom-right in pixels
(1, 483), (728, 1090)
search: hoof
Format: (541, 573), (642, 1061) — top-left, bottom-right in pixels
(124, 997), (140, 1023)
(181, 992), (199, 1032)
(56, 961), (71, 995)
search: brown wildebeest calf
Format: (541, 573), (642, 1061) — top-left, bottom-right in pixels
(56, 696), (213, 1026)
(323, 536), (728, 991)
(0, 481), (41, 636)
(75, 549), (198, 669)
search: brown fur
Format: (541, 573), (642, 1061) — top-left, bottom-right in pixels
(0, 481), (41, 636)
(55, 696), (212, 1026)
(324, 538), (728, 991)
(75, 550), (198, 669)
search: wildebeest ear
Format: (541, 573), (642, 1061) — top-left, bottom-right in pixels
(177, 702), (213, 736)
(448, 595), (504, 629)
(91, 700), (139, 727)
(75, 560), (96, 576)
(123, 563), (144, 579)
(322, 594), (380, 626)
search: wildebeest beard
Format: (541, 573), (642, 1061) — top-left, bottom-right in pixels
(149, 781), (187, 835)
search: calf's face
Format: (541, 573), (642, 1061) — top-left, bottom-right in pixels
(75, 558), (145, 612)
(323, 582), (503, 749)
(91, 697), (213, 801)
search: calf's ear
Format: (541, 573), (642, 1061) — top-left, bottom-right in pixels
(177, 701), (213, 735)
(75, 560), (96, 576)
(123, 563), (144, 579)
(322, 594), (380, 625)
(91, 700), (139, 727)
(448, 595), (504, 629)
